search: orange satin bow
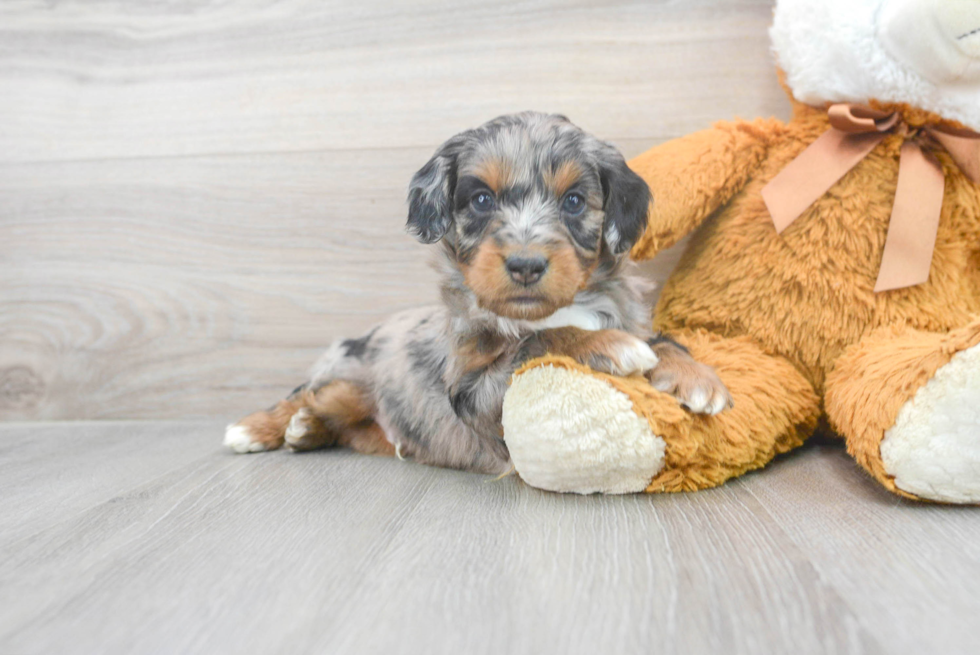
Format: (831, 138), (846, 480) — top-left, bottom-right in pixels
(762, 104), (980, 292)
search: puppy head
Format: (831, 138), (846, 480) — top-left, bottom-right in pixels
(406, 112), (651, 320)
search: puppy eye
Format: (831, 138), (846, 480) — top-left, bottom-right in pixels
(471, 192), (495, 213)
(561, 192), (586, 216)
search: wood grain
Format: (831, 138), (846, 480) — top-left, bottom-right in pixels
(0, 0), (787, 163)
(741, 445), (980, 655)
(1, 149), (442, 420)
(0, 146), (685, 420)
(1, 0), (769, 420)
(3, 421), (979, 654)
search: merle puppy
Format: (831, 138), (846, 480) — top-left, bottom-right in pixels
(225, 112), (732, 474)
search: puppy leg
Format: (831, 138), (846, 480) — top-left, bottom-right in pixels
(224, 391), (304, 453)
(646, 334), (733, 415)
(224, 380), (393, 455)
(526, 327), (660, 377)
(285, 380), (395, 456)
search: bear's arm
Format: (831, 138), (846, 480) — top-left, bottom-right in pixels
(629, 118), (783, 260)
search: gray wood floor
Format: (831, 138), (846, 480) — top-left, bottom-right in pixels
(2, 422), (979, 655)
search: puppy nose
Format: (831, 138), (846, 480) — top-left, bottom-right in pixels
(505, 255), (548, 285)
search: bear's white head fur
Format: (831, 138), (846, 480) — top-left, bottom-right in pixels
(771, 0), (980, 130)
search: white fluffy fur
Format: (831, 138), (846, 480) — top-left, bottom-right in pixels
(880, 344), (980, 503)
(530, 304), (606, 331)
(502, 365), (666, 494)
(771, 0), (980, 131)
(223, 424), (269, 453)
(284, 407), (314, 446)
(606, 339), (660, 376)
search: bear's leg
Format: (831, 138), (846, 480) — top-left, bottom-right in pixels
(826, 317), (980, 503)
(502, 330), (821, 494)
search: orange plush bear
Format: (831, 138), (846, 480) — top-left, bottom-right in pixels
(502, 0), (980, 503)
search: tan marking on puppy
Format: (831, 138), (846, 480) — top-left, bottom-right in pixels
(462, 240), (593, 321)
(285, 380), (396, 455)
(461, 239), (513, 310)
(342, 422), (395, 456)
(535, 242), (592, 299)
(470, 158), (513, 193)
(231, 399), (302, 451)
(544, 160), (583, 197)
(303, 380), (374, 422)
(456, 330), (508, 373)
(647, 342), (734, 415)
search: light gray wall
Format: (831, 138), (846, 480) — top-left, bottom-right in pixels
(0, 0), (788, 420)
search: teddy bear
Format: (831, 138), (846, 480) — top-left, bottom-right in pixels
(501, 0), (980, 503)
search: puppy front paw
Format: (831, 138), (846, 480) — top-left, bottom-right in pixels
(648, 360), (733, 415)
(529, 327), (659, 377)
(591, 333), (660, 377)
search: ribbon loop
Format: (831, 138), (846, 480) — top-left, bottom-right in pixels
(929, 127), (980, 184)
(761, 118), (886, 234)
(762, 103), (980, 293)
(827, 104), (899, 134)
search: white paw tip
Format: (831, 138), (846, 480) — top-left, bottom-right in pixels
(618, 341), (659, 375)
(708, 393), (730, 416)
(685, 388), (709, 413)
(285, 408), (313, 442)
(223, 424), (268, 453)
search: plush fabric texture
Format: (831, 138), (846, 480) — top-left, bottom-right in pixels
(635, 100), (979, 502)
(771, 0), (980, 133)
(639, 103), (980, 397)
(880, 343), (980, 503)
(503, 363), (667, 494)
(504, 0), (980, 501)
(825, 318), (980, 500)
(506, 331), (819, 494)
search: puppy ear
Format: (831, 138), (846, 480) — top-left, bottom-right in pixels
(598, 147), (651, 255)
(406, 134), (468, 244)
